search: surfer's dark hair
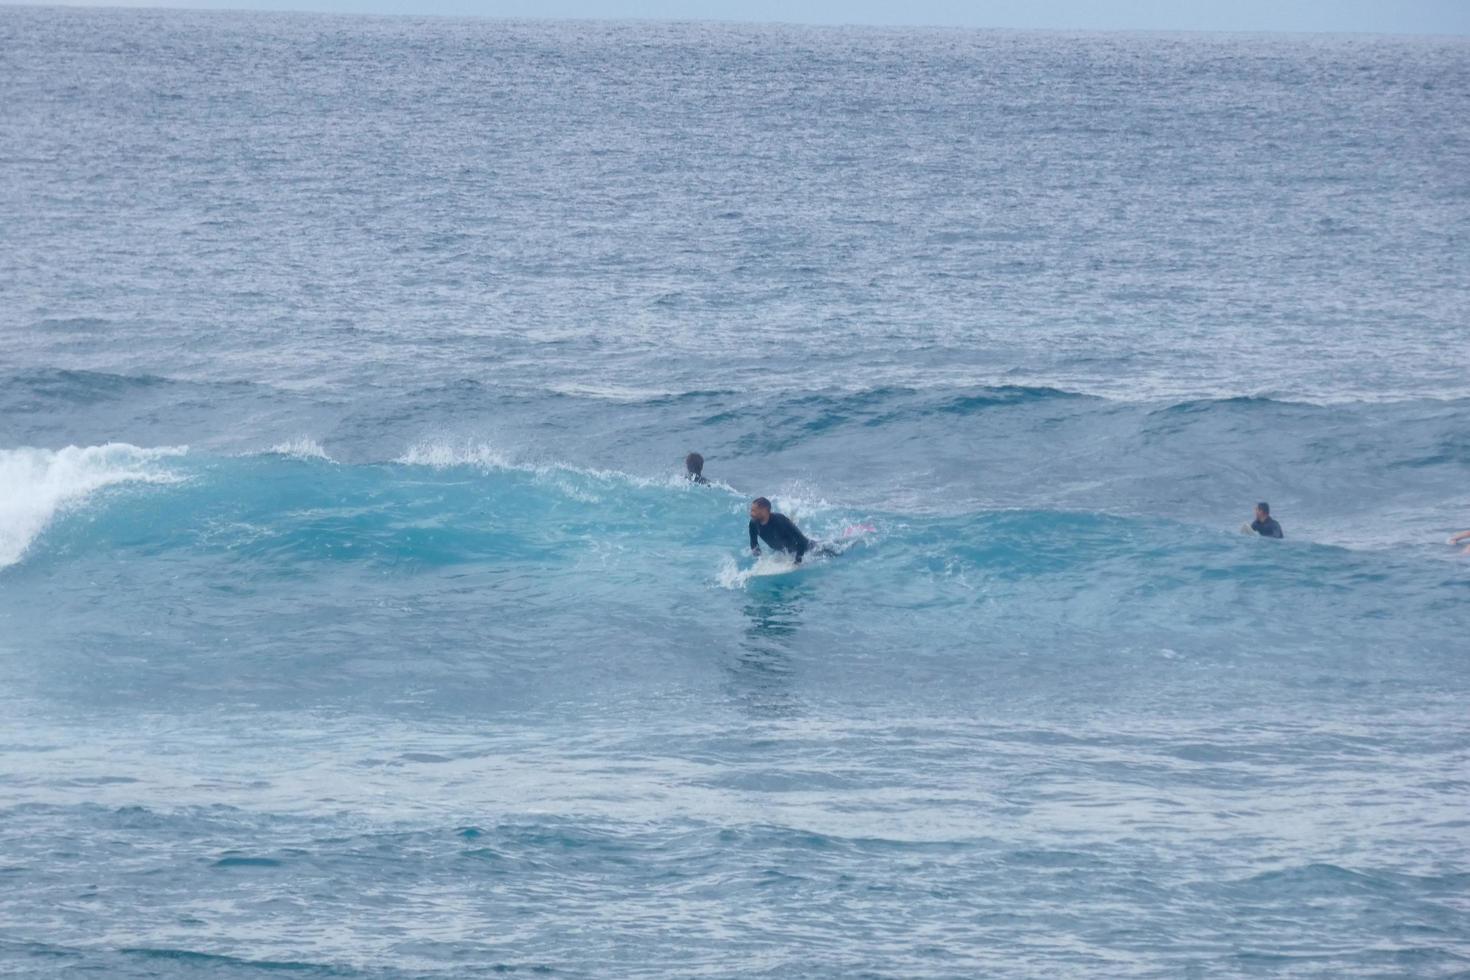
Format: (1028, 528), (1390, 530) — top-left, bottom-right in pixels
(685, 452), (704, 473)
(1257, 501), (1270, 514)
(752, 497), (771, 510)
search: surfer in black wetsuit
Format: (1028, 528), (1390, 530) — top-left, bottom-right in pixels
(1249, 502), (1284, 539)
(749, 497), (813, 563)
(685, 452), (710, 485)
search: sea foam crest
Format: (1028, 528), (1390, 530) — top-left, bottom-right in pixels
(397, 439), (515, 471)
(0, 443), (185, 569)
(266, 437), (334, 462)
(396, 438), (705, 492)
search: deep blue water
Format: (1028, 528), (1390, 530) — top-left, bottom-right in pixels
(2, 7), (1470, 977)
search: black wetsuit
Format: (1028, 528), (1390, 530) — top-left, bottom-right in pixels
(1251, 517), (1284, 539)
(750, 513), (810, 562)
(688, 473), (710, 486)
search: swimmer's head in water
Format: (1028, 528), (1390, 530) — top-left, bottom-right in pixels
(750, 497), (772, 523)
(1256, 501), (1271, 520)
(685, 452), (704, 475)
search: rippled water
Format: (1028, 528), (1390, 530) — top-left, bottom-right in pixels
(2, 8), (1469, 978)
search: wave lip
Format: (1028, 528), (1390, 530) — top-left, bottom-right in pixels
(265, 437), (334, 462)
(396, 437), (700, 492)
(397, 438), (513, 472)
(0, 443), (185, 569)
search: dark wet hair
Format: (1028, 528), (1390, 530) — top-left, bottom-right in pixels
(1257, 501), (1270, 515)
(685, 452), (704, 474)
(752, 497), (771, 510)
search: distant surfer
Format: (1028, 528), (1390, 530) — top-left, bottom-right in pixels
(1448, 530), (1470, 553)
(685, 452), (710, 485)
(1247, 502), (1284, 539)
(749, 497), (819, 564)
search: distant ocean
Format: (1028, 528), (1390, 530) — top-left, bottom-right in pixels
(2, 7), (1468, 977)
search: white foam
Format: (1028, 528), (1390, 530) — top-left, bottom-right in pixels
(0, 443), (186, 569)
(396, 440), (518, 472)
(545, 382), (684, 402)
(397, 438), (700, 493)
(714, 553), (801, 590)
(766, 481), (838, 524)
(267, 437), (334, 462)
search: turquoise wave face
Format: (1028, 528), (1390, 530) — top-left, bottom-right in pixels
(7, 372), (1468, 557)
(5, 446), (1465, 720)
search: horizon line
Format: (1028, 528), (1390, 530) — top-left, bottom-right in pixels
(4, 0), (1469, 39)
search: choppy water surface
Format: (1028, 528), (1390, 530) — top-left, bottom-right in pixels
(2, 8), (1469, 977)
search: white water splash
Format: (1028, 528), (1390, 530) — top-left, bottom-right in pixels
(397, 439), (514, 471)
(267, 437), (334, 462)
(0, 444), (186, 569)
(714, 553), (802, 590)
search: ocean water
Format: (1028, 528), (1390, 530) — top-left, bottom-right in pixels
(3, 7), (1470, 977)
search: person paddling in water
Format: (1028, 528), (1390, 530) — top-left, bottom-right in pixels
(685, 452), (710, 485)
(749, 497), (828, 565)
(1249, 501), (1284, 539)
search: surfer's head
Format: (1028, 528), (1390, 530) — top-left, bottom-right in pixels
(1255, 501), (1271, 521)
(750, 497), (772, 524)
(685, 452), (704, 476)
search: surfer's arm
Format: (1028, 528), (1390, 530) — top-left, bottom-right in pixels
(790, 522), (809, 564)
(1451, 530), (1470, 545)
(749, 520), (760, 553)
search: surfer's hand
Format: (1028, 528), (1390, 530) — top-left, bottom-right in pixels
(751, 547), (761, 556)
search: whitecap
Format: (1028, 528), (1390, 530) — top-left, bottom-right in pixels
(398, 438), (717, 494)
(0, 443), (186, 569)
(397, 439), (513, 472)
(266, 437), (334, 462)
